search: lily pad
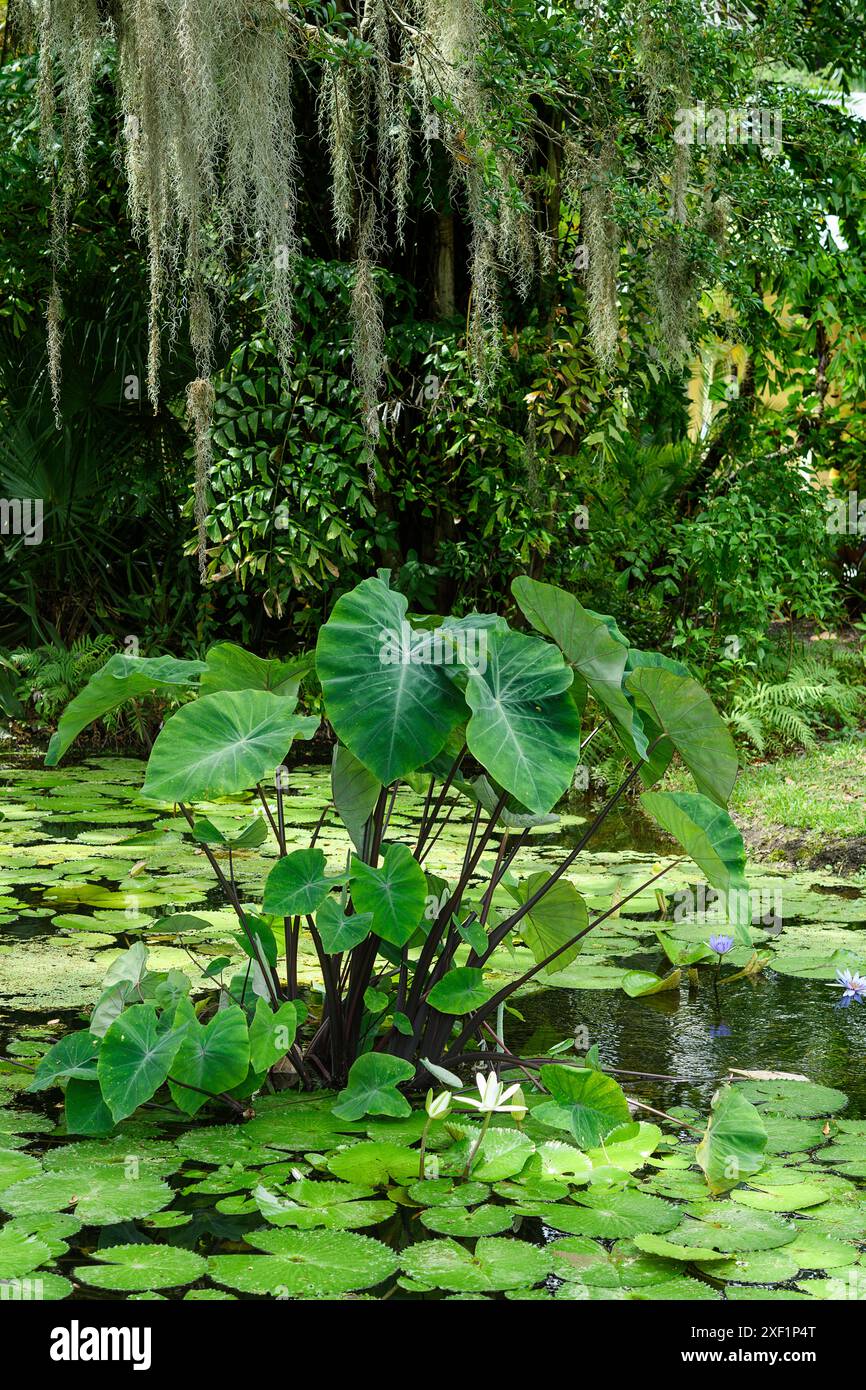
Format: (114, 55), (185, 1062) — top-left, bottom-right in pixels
(327, 1142), (419, 1187)
(74, 1244), (207, 1291)
(442, 1127), (534, 1182)
(0, 1271), (72, 1300)
(631, 1233), (728, 1262)
(254, 1186), (395, 1230)
(0, 1169), (173, 1223)
(784, 1229), (859, 1270)
(694, 1248), (802, 1283)
(0, 1227), (52, 1279)
(664, 1206), (797, 1253)
(209, 1230), (399, 1296)
(407, 1179), (490, 1207)
(733, 1079), (848, 1118)
(586, 1122), (662, 1173)
(420, 1203), (515, 1237)
(538, 1190), (682, 1239)
(399, 1236), (551, 1292)
(0, 1148), (41, 1190)
(731, 1182), (829, 1213)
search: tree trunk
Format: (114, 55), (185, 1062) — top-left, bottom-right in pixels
(434, 212), (456, 318)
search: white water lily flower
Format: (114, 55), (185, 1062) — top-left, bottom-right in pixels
(457, 1071), (525, 1115)
(425, 1088), (452, 1119)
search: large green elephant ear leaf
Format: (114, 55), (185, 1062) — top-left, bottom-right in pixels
(626, 666), (738, 806)
(168, 1001), (251, 1116)
(96, 1004), (188, 1122)
(463, 626), (581, 815)
(507, 870), (588, 974)
(511, 577), (648, 761)
(45, 654), (207, 766)
(332, 1054), (415, 1121)
(199, 643), (312, 699)
(316, 576), (466, 784)
(350, 842), (427, 947)
(535, 1065), (631, 1148)
(263, 847), (344, 917)
(142, 691), (319, 803)
(639, 791), (747, 892)
(619, 649), (691, 788)
(639, 791), (751, 942)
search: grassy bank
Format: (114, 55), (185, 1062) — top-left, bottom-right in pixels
(698, 736), (866, 873)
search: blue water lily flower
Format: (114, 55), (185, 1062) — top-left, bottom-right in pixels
(833, 968), (866, 1005)
(709, 934), (735, 956)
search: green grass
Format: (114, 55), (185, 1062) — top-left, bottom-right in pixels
(666, 736), (866, 839)
(730, 737), (866, 837)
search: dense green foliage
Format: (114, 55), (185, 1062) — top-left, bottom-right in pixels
(1, 2), (864, 697)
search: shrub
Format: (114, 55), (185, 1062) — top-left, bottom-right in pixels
(33, 574), (748, 1126)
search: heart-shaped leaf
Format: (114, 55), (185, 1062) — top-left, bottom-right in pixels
(332, 1054), (415, 1121)
(168, 1002), (250, 1115)
(426, 967), (493, 1016)
(28, 1032), (99, 1092)
(315, 899), (373, 954)
(511, 577), (648, 760)
(696, 1083), (768, 1195)
(350, 843), (427, 947)
(626, 667), (737, 807)
(248, 999), (301, 1073)
(464, 627), (582, 815)
(640, 791), (748, 901)
(142, 690), (318, 803)
(316, 576), (466, 784)
(199, 643), (309, 698)
(538, 1066), (631, 1148)
(97, 1005), (187, 1122)
(45, 654), (207, 766)
(263, 848), (342, 917)
(192, 815), (268, 849)
(508, 871), (588, 974)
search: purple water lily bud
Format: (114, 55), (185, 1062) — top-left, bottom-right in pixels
(709, 934), (734, 956)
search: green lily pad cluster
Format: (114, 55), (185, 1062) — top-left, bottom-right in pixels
(1, 1072), (865, 1301)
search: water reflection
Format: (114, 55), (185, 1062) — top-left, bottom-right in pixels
(511, 970), (866, 1115)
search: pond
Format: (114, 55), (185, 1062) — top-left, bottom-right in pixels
(1, 753), (865, 1302)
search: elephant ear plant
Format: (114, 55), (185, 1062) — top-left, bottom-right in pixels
(33, 574), (748, 1132)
